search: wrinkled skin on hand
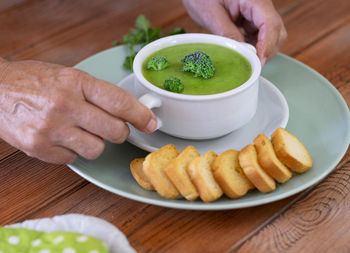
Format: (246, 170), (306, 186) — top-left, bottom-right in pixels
(0, 59), (157, 164)
(182, 0), (287, 65)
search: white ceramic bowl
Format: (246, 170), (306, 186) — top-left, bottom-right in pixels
(133, 33), (261, 139)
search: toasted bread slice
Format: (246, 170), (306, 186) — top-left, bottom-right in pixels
(187, 151), (223, 202)
(143, 144), (180, 199)
(239, 144), (276, 193)
(212, 149), (254, 199)
(164, 146), (200, 201)
(271, 127), (312, 173)
(130, 158), (154, 190)
(254, 133), (292, 183)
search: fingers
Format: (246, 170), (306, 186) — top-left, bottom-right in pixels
(54, 127), (105, 160)
(24, 145), (78, 164)
(39, 147), (78, 164)
(206, 3), (245, 41)
(74, 101), (130, 144)
(255, 17), (287, 65)
(238, 0), (287, 65)
(183, 0), (244, 41)
(80, 73), (157, 133)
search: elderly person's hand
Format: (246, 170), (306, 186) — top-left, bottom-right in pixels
(0, 58), (157, 164)
(182, 0), (287, 65)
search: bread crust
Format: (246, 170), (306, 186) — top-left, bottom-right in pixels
(239, 144), (276, 193)
(212, 149), (254, 199)
(187, 151), (223, 202)
(164, 146), (200, 201)
(254, 133), (292, 183)
(271, 128), (312, 173)
(143, 144), (180, 199)
(130, 158), (154, 190)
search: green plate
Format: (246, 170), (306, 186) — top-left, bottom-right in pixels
(70, 45), (350, 210)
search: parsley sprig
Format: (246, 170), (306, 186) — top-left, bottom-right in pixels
(112, 15), (185, 71)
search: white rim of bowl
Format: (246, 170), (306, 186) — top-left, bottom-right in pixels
(133, 33), (261, 101)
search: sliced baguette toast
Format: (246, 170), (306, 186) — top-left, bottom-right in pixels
(130, 158), (154, 190)
(143, 144), (180, 199)
(254, 133), (292, 183)
(239, 144), (276, 193)
(165, 146), (200, 201)
(187, 151), (223, 202)
(212, 149), (254, 199)
(271, 127), (312, 173)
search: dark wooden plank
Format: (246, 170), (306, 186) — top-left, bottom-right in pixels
(0, 151), (86, 225)
(0, 0), (185, 64)
(279, 0), (350, 56)
(229, 157), (350, 253)
(273, 0), (308, 16)
(0, 141), (18, 160)
(295, 22), (350, 97)
(0, 0), (28, 13)
(30, 182), (299, 253)
(0, 0), (108, 56)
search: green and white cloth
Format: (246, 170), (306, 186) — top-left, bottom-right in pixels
(1, 214), (136, 253)
(0, 228), (108, 252)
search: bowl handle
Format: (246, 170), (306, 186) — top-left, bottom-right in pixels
(138, 93), (163, 130)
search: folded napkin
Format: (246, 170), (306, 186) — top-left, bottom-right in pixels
(2, 214), (136, 253)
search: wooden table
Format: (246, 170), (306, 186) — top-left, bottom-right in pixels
(1, 0), (349, 252)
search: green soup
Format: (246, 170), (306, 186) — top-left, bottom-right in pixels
(142, 43), (252, 95)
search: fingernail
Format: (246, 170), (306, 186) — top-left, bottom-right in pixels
(145, 118), (157, 133)
(261, 57), (267, 66)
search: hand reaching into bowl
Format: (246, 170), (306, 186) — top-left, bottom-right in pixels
(182, 0), (287, 65)
(0, 59), (157, 164)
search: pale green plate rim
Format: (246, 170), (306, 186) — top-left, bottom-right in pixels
(69, 45), (350, 210)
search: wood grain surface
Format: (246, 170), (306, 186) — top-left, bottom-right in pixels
(0, 0), (349, 252)
(229, 152), (350, 253)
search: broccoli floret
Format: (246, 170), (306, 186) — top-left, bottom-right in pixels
(181, 51), (215, 79)
(163, 77), (184, 93)
(147, 56), (169, 71)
